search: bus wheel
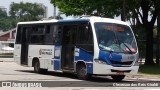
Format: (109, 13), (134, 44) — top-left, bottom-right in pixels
(111, 75), (125, 81)
(34, 61), (48, 74)
(34, 61), (41, 73)
(76, 64), (89, 80)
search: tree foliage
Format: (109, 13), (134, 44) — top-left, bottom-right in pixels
(127, 0), (160, 65)
(51, 0), (160, 65)
(0, 8), (12, 31)
(0, 9), (7, 18)
(9, 2), (45, 21)
(51, 0), (121, 18)
(0, 2), (46, 31)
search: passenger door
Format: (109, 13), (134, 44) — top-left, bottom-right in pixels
(14, 26), (22, 65)
(61, 25), (76, 70)
(20, 26), (31, 65)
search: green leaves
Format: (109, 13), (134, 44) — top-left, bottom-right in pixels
(0, 2), (45, 31)
(50, 0), (121, 18)
(0, 9), (7, 18)
(9, 2), (45, 21)
(0, 8), (12, 31)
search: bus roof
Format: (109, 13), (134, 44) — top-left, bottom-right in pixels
(17, 19), (58, 25)
(17, 16), (129, 26)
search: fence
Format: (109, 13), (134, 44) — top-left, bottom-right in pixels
(0, 50), (13, 58)
(0, 41), (14, 58)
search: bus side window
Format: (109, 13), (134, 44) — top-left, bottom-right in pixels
(76, 23), (94, 54)
(16, 26), (32, 44)
(53, 26), (62, 44)
(30, 25), (45, 44)
(15, 26), (22, 44)
(45, 25), (50, 34)
(44, 25), (54, 44)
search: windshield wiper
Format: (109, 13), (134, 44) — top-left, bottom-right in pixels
(118, 40), (134, 54)
(112, 30), (134, 54)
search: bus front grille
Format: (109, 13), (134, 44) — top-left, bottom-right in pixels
(111, 69), (131, 73)
(110, 60), (133, 66)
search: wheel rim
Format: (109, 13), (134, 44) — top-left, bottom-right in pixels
(79, 67), (87, 78)
(35, 62), (39, 72)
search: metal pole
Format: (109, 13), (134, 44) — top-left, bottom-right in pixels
(121, 0), (126, 21)
(53, 4), (56, 18)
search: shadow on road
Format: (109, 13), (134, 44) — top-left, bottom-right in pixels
(15, 70), (134, 83)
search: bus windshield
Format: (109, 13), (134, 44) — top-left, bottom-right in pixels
(95, 22), (137, 54)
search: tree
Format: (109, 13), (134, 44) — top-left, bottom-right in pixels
(51, 0), (121, 18)
(0, 8), (7, 18)
(156, 12), (160, 64)
(9, 2), (45, 21)
(0, 2), (45, 31)
(51, 0), (160, 65)
(0, 8), (11, 31)
(119, 0), (160, 65)
(127, 0), (160, 65)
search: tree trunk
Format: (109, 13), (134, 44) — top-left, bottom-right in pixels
(156, 30), (160, 64)
(145, 23), (155, 65)
(156, 13), (160, 64)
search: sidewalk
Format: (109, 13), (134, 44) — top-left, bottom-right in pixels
(127, 74), (160, 81)
(0, 58), (14, 62)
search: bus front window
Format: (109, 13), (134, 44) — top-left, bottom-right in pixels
(95, 22), (137, 54)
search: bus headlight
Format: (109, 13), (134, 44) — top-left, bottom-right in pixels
(94, 59), (106, 64)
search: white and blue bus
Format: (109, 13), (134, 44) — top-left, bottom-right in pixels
(14, 16), (139, 81)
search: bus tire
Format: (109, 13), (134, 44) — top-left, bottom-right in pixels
(34, 60), (48, 74)
(76, 63), (89, 80)
(111, 75), (125, 81)
(34, 60), (41, 73)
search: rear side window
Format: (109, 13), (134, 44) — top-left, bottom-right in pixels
(15, 26), (22, 44)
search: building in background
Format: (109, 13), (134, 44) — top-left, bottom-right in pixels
(0, 6), (7, 11)
(0, 28), (16, 53)
(0, 6), (7, 35)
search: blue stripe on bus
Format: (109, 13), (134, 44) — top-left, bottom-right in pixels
(111, 53), (122, 61)
(54, 46), (61, 59)
(54, 60), (60, 70)
(75, 49), (93, 62)
(99, 51), (111, 64)
(99, 51), (122, 65)
(74, 49), (93, 74)
(86, 63), (93, 74)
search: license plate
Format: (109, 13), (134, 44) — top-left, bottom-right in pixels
(116, 72), (124, 75)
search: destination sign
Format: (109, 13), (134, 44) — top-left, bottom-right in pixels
(104, 25), (124, 31)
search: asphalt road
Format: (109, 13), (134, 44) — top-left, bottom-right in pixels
(0, 58), (160, 90)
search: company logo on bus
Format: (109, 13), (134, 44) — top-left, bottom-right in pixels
(39, 49), (52, 55)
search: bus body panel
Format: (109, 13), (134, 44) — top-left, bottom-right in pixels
(28, 45), (55, 69)
(74, 48), (94, 74)
(14, 44), (21, 65)
(93, 51), (139, 75)
(53, 45), (61, 71)
(93, 61), (139, 75)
